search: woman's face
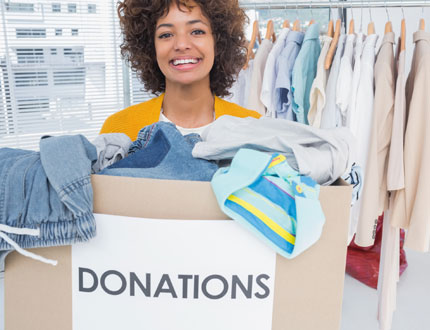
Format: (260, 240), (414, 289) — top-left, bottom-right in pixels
(154, 1), (215, 89)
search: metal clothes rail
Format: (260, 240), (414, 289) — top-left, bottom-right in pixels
(239, 1), (430, 9)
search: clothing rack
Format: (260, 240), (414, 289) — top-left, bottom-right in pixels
(239, 1), (430, 9)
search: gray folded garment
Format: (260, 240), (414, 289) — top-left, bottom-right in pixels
(192, 115), (356, 185)
(92, 133), (132, 173)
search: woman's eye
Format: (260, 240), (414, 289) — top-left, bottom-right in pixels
(158, 33), (172, 39)
(192, 29), (205, 36)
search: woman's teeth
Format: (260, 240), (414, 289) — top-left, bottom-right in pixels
(173, 58), (199, 66)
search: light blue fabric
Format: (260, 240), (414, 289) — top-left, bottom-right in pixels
(0, 135), (97, 252)
(211, 148), (326, 259)
(275, 30), (305, 120)
(101, 122), (218, 181)
(291, 23), (321, 124)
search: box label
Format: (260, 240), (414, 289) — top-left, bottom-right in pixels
(72, 214), (276, 330)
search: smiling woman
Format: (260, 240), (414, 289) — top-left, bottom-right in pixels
(154, 4), (215, 95)
(100, 0), (261, 141)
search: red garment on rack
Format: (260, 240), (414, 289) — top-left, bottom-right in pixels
(346, 214), (408, 289)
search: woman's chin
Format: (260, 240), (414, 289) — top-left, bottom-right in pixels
(167, 77), (210, 89)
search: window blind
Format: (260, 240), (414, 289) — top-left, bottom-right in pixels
(0, 0), (153, 150)
(0, 0), (328, 150)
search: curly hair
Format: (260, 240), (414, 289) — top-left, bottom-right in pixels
(117, 0), (248, 97)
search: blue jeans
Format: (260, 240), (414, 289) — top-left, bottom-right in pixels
(0, 135), (97, 254)
(100, 122), (218, 181)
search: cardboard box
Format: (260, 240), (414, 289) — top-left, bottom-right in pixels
(5, 175), (352, 330)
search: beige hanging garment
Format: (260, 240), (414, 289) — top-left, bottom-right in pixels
(391, 30), (430, 252)
(354, 32), (396, 246)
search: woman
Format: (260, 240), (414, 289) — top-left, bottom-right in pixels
(100, 0), (260, 141)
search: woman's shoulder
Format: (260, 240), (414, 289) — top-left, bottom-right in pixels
(215, 97), (261, 119)
(100, 95), (163, 140)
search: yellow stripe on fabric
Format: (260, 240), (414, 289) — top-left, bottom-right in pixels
(227, 194), (296, 245)
(268, 154), (287, 169)
(243, 187), (295, 224)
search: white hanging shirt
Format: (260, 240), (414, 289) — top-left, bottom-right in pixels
(260, 28), (290, 118)
(247, 39), (273, 115)
(308, 35), (333, 127)
(347, 32), (365, 132)
(320, 34), (346, 128)
(336, 33), (356, 126)
(351, 33), (379, 247)
(354, 33), (379, 176)
(225, 59), (254, 108)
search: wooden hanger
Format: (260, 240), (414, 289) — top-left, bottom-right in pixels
(419, 18), (426, 31)
(327, 20), (334, 37)
(324, 19), (342, 70)
(293, 19), (301, 31)
(309, 19), (315, 26)
(385, 21), (393, 34)
(348, 19), (355, 34)
(283, 19), (291, 29)
(384, 5), (392, 34)
(367, 21), (375, 35)
(243, 20), (260, 69)
(265, 19), (276, 42)
(400, 19), (406, 51)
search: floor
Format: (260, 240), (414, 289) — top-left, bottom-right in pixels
(340, 248), (430, 330)
(1, 248), (429, 330)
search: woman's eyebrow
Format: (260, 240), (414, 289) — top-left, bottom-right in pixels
(156, 23), (173, 30)
(156, 19), (208, 30)
(187, 19), (208, 26)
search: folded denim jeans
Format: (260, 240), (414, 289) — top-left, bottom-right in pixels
(0, 135), (97, 266)
(211, 148), (326, 259)
(100, 122), (218, 181)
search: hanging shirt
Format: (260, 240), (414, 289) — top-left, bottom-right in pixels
(377, 36), (405, 330)
(391, 31), (430, 252)
(351, 33), (378, 247)
(355, 32), (395, 247)
(260, 28), (290, 118)
(247, 39), (273, 115)
(354, 33), (378, 176)
(308, 35), (333, 127)
(347, 32), (364, 131)
(377, 209), (400, 330)
(274, 30), (304, 120)
(291, 23), (321, 125)
(225, 59), (254, 108)
(320, 34), (346, 128)
(336, 33), (356, 126)
(387, 43), (407, 193)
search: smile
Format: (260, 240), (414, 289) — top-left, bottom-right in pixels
(170, 57), (201, 67)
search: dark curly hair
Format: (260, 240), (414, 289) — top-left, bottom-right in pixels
(117, 0), (248, 97)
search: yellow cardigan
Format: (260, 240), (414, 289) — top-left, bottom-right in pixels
(100, 94), (261, 141)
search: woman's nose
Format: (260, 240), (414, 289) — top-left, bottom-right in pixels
(174, 33), (192, 51)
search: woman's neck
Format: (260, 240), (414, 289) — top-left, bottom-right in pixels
(162, 83), (215, 128)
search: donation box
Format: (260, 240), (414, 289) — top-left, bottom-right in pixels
(5, 175), (352, 330)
